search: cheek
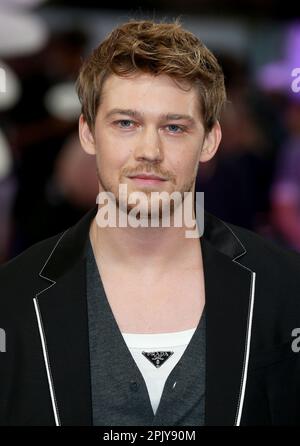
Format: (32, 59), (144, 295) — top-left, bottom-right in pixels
(169, 147), (200, 177)
(184, 147), (202, 176)
(96, 132), (131, 169)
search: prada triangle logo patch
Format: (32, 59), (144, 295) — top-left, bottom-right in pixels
(142, 351), (174, 368)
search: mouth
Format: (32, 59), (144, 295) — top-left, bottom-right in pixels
(127, 174), (168, 186)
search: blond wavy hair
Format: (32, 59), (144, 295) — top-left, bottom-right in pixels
(76, 18), (227, 133)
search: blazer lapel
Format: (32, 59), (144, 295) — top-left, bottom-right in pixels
(33, 207), (98, 426)
(201, 214), (256, 426)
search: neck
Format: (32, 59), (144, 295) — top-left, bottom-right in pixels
(89, 204), (201, 274)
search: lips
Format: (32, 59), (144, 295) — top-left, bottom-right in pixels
(128, 174), (167, 181)
(127, 174), (167, 186)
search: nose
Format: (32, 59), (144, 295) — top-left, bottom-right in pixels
(133, 126), (163, 163)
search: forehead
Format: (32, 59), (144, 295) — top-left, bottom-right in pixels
(99, 72), (200, 118)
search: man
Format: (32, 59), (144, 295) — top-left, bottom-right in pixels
(1, 19), (300, 426)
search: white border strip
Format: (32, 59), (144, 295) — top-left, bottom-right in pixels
(33, 297), (61, 426)
(234, 269), (256, 426)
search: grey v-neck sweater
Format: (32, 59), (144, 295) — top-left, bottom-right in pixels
(85, 237), (206, 426)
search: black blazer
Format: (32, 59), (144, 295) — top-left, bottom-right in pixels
(1, 205), (300, 426)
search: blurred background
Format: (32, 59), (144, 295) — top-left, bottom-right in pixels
(0, 0), (300, 264)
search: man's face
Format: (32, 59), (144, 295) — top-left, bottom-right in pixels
(80, 72), (220, 216)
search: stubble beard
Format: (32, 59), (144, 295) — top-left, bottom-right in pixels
(95, 164), (196, 224)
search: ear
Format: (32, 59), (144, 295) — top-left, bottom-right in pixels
(79, 114), (96, 155)
(198, 120), (222, 163)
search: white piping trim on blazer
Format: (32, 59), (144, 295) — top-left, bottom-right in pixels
(222, 221), (256, 427)
(33, 229), (69, 427)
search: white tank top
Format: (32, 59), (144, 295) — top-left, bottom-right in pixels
(121, 327), (197, 415)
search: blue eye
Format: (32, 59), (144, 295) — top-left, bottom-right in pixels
(116, 119), (134, 128)
(167, 124), (184, 133)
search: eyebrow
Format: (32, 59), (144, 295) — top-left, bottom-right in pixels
(105, 108), (196, 124)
